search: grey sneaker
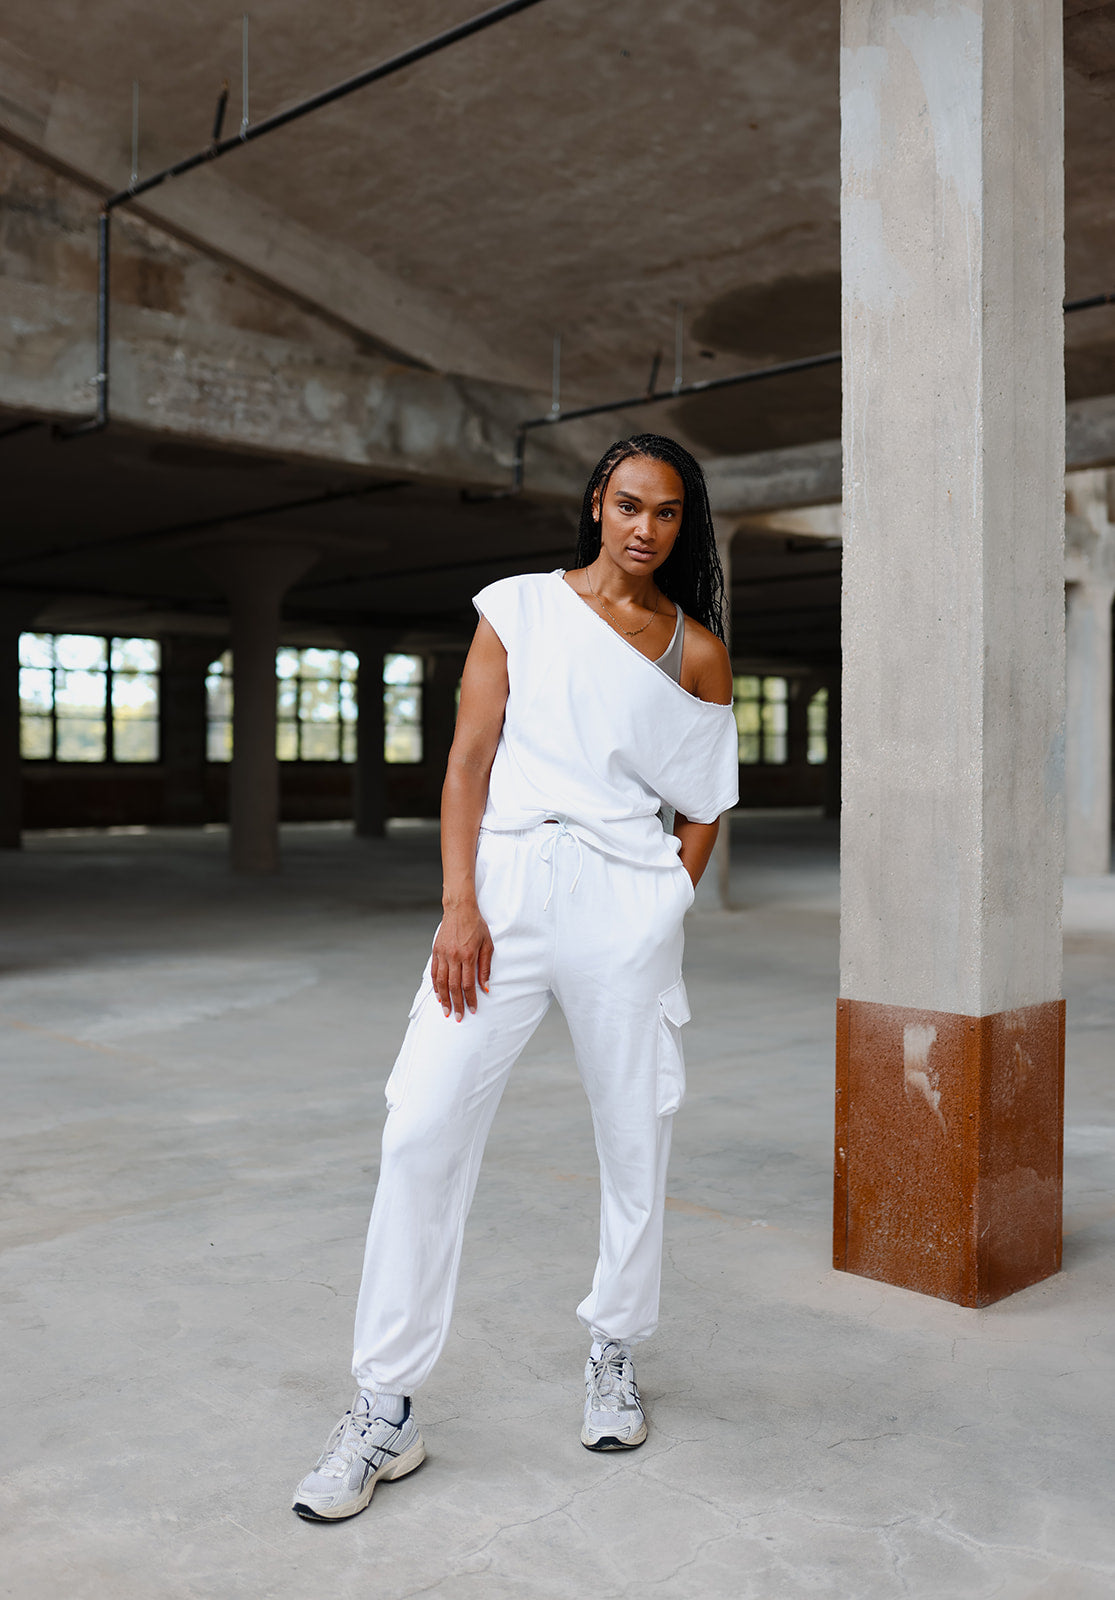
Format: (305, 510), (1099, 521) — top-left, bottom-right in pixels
(292, 1393), (425, 1521)
(581, 1341), (648, 1451)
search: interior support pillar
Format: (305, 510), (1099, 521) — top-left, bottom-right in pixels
(424, 649), (467, 798)
(194, 542), (318, 874)
(836, 0), (1066, 1305)
(340, 626), (398, 839)
(161, 634), (221, 827)
(787, 677), (810, 769)
(0, 593), (48, 849)
(1064, 472), (1115, 876)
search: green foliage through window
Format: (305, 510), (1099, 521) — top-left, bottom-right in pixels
(384, 654), (423, 765)
(807, 687), (829, 765)
(205, 648), (425, 765)
(205, 652), (233, 763)
(20, 633), (160, 762)
(276, 648), (358, 763)
(733, 675), (788, 765)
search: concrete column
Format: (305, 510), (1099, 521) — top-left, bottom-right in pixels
(339, 626), (398, 839)
(692, 526), (736, 910)
(787, 677), (810, 770)
(1064, 472), (1115, 876)
(836, 0), (1066, 1305)
(193, 541), (318, 873)
(0, 592), (49, 849)
(424, 649), (467, 793)
(160, 634), (221, 827)
(0, 618), (23, 850)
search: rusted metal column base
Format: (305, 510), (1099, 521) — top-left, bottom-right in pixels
(834, 998), (1065, 1307)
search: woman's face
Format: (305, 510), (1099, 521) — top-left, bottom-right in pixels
(593, 455), (685, 578)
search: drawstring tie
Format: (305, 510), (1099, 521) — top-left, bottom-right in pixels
(538, 819), (584, 909)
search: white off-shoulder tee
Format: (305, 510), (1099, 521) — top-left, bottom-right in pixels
(472, 570), (738, 869)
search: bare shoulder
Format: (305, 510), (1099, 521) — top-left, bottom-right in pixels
(681, 617), (733, 705)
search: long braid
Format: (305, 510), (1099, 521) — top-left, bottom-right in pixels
(573, 433), (727, 641)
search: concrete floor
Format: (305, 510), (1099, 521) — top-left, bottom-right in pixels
(1, 813), (1113, 1600)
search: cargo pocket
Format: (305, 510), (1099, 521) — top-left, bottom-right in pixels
(656, 976), (691, 1116)
(384, 966), (436, 1111)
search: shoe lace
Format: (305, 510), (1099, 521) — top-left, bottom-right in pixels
(316, 1401), (385, 1478)
(588, 1345), (637, 1411)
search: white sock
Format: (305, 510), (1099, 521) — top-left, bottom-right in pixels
(590, 1339), (627, 1361)
(361, 1388), (406, 1424)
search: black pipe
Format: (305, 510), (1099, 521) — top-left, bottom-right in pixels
(58, 212), (110, 438)
(522, 348), (844, 433)
(0, 477), (410, 577)
(507, 286), (1115, 492)
(295, 542), (573, 594)
(0, 574), (476, 633)
(107, 0), (549, 209)
(1064, 292), (1115, 313)
(60, 0), (550, 439)
(510, 349), (842, 490)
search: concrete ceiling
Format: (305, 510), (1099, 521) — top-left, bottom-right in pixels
(0, 0), (842, 417)
(2, 1), (1115, 664)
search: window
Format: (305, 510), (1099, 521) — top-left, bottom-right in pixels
(204, 647), (424, 764)
(277, 648), (358, 762)
(206, 652), (233, 763)
(733, 674), (788, 765)
(807, 687), (829, 765)
(384, 653), (423, 764)
(19, 633), (160, 762)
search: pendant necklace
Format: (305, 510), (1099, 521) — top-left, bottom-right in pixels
(585, 566), (660, 637)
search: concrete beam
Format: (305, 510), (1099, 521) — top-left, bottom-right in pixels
(703, 394), (1115, 520)
(704, 440), (842, 516)
(0, 275), (587, 502)
(0, 139), (593, 499)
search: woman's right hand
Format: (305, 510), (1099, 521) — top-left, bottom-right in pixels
(431, 899), (494, 1021)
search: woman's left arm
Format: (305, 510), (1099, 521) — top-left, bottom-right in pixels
(675, 630), (734, 888)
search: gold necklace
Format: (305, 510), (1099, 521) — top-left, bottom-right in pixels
(585, 566), (660, 637)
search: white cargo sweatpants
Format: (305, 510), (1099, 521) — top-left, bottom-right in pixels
(352, 821), (695, 1396)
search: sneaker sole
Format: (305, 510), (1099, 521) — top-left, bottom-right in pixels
(292, 1436), (426, 1521)
(580, 1421), (648, 1452)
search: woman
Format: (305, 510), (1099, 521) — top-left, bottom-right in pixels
(293, 433), (738, 1521)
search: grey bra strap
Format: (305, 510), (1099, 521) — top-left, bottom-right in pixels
(654, 606), (684, 683)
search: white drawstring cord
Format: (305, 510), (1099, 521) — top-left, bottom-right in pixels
(538, 819), (584, 909)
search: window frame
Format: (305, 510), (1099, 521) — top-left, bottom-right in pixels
(275, 647), (358, 765)
(19, 633), (162, 765)
(383, 652), (424, 767)
(733, 673), (790, 767)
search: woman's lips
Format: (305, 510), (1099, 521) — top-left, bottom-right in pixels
(626, 546), (655, 562)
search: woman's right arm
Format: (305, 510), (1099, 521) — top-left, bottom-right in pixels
(432, 617), (509, 1021)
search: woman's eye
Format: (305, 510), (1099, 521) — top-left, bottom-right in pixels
(617, 501), (636, 513)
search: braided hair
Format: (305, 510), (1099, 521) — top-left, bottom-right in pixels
(573, 433), (727, 641)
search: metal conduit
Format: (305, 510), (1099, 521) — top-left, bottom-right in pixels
(59, 0), (551, 437)
(506, 290), (1115, 493)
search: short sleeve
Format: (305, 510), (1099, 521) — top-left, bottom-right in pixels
(473, 577), (522, 650)
(658, 704), (740, 822)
